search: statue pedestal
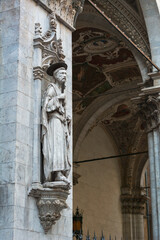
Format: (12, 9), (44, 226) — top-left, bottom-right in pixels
(28, 181), (71, 233)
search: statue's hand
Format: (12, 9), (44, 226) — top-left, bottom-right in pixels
(58, 94), (65, 100)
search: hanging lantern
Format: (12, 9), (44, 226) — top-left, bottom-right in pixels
(73, 207), (83, 238)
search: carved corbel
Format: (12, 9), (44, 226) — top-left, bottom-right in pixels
(29, 182), (71, 233)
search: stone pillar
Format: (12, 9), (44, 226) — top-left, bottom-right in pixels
(134, 72), (160, 240)
(121, 188), (146, 240)
(32, 28), (44, 185)
(0, 0), (85, 240)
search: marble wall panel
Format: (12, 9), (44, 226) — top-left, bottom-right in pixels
(0, 141), (16, 164)
(0, 162), (15, 184)
(0, 62), (18, 80)
(0, 123), (16, 143)
(0, 77), (17, 94)
(0, 106), (17, 124)
(0, 206), (14, 229)
(0, 0), (20, 12)
(0, 184), (15, 206)
(0, 229), (13, 239)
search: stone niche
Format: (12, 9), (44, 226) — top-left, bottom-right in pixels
(28, 0), (85, 234)
(28, 13), (71, 234)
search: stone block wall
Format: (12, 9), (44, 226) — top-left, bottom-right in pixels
(0, 0), (73, 239)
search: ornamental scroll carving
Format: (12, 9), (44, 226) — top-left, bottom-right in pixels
(29, 14), (71, 233)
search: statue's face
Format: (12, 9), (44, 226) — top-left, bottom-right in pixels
(53, 67), (66, 83)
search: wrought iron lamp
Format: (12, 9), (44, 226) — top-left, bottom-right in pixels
(73, 207), (83, 239)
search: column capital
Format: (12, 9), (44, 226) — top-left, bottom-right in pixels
(132, 76), (160, 132)
(121, 193), (147, 215)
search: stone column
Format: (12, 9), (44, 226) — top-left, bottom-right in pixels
(32, 27), (44, 185)
(121, 188), (146, 240)
(135, 72), (160, 240)
(148, 131), (159, 240)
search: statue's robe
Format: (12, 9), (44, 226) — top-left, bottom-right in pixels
(42, 83), (70, 181)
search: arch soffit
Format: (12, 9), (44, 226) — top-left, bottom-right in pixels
(92, 0), (150, 56)
(76, 2), (150, 82)
(74, 84), (140, 160)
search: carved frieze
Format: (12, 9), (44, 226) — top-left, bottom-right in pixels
(33, 0), (85, 29)
(92, 0), (150, 57)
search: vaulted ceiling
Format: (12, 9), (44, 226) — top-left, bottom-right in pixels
(73, 0), (148, 188)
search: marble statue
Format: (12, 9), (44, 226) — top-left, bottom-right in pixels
(42, 62), (71, 183)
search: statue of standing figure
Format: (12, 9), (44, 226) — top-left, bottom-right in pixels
(42, 62), (71, 183)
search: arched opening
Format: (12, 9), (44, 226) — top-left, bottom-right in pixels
(74, 125), (122, 237)
(73, 1), (151, 239)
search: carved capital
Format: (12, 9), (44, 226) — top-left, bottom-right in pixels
(33, 67), (44, 80)
(121, 193), (146, 215)
(138, 94), (160, 132)
(29, 182), (71, 233)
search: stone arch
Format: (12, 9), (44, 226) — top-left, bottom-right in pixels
(76, 1), (150, 81)
(74, 86), (140, 161)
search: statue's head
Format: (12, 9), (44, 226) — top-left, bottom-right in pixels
(47, 61), (67, 84)
(53, 67), (67, 83)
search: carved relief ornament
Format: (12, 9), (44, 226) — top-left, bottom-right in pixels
(33, 14), (65, 80)
(33, 0), (85, 29)
(92, 0), (150, 57)
(138, 94), (160, 132)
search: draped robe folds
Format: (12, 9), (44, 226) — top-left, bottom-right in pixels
(42, 83), (71, 181)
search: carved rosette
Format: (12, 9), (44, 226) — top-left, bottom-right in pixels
(29, 182), (70, 233)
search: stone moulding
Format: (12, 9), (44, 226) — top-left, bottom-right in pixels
(92, 0), (150, 57)
(29, 182), (71, 233)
